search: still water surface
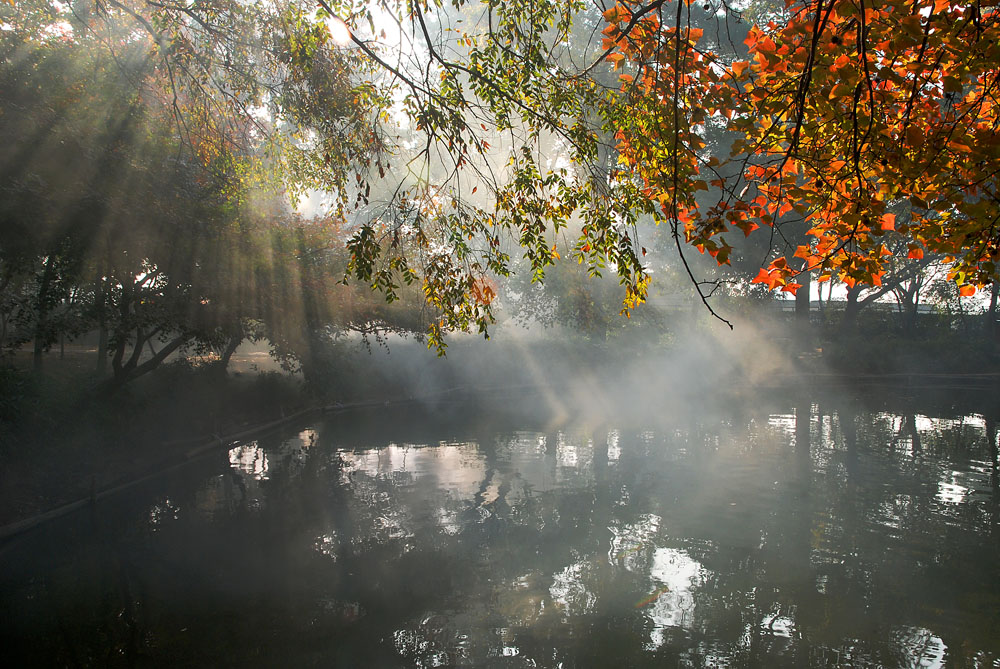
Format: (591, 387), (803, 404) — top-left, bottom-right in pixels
(3, 392), (1000, 667)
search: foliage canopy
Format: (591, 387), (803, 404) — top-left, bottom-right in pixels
(604, 0), (1000, 299)
(4, 0), (1000, 351)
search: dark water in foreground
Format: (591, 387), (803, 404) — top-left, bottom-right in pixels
(3, 391), (1000, 667)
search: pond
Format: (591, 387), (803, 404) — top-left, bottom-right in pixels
(2, 388), (999, 667)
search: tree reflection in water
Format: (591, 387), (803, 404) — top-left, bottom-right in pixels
(2, 396), (1000, 667)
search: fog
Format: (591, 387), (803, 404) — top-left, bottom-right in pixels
(315, 308), (800, 418)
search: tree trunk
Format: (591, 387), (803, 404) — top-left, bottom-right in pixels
(894, 279), (920, 336)
(96, 271), (108, 374)
(794, 271), (811, 351)
(32, 254), (57, 373)
(795, 270), (811, 323)
(31, 333), (43, 372)
(219, 334), (242, 371)
(956, 289), (970, 335)
(987, 282), (999, 341)
(987, 417), (997, 494)
(102, 333), (188, 393)
(905, 281), (921, 335)
(97, 323), (108, 374)
(840, 285), (862, 333)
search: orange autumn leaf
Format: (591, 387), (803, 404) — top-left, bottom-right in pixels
(781, 282), (803, 294)
(751, 268), (782, 290)
(831, 54), (851, 71)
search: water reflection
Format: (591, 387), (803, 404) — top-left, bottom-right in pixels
(147, 496), (179, 529)
(646, 549), (704, 637)
(892, 626), (947, 669)
(340, 442), (486, 499)
(228, 441), (269, 480)
(4, 398), (1000, 666)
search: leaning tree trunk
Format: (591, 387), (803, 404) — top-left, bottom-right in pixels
(103, 332), (189, 394)
(218, 334), (242, 371)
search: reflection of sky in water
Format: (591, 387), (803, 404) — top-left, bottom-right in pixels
(607, 428), (621, 461)
(610, 514), (661, 568)
(607, 515), (710, 647)
(768, 412), (798, 433)
(556, 432), (583, 469)
(228, 441), (268, 480)
(196, 431), (320, 518)
(549, 561), (597, 619)
(937, 477), (969, 504)
(339, 442), (485, 499)
(645, 548), (706, 648)
(226, 430), (316, 482)
(915, 413), (986, 433)
(936, 464), (996, 505)
(893, 626), (947, 668)
(760, 610), (795, 638)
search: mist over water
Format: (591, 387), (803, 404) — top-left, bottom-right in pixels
(316, 306), (808, 418)
(3, 381), (999, 667)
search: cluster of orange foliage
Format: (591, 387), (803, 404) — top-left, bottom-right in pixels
(603, 0), (1000, 295)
